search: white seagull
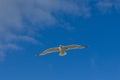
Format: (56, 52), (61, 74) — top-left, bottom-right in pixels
(36, 44), (87, 56)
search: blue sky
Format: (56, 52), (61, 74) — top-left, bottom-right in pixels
(0, 0), (120, 80)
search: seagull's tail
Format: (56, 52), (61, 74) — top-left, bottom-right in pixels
(59, 52), (67, 56)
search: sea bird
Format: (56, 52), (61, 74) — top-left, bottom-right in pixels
(36, 44), (87, 56)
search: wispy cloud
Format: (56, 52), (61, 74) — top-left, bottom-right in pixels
(0, 0), (81, 59)
(0, 0), (120, 59)
(96, 1), (114, 14)
(96, 0), (120, 14)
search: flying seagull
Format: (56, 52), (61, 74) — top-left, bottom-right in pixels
(36, 44), (87, 56)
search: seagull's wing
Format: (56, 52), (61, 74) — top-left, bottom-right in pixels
(36, 47), (59, 56)
(63, 44), (87, 50)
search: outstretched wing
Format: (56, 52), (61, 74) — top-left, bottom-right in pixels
(63, 44), (87, 50)
(36, 47), (59, 56)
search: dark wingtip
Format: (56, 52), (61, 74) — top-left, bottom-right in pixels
(81, 45), (88, 48)
(35, 53), (45, 56)
(35, 54), (39, 56)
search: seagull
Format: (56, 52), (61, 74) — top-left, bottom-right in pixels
(36, 44), (87, 56)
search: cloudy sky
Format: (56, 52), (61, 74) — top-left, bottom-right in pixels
(0, 0), (120, 80)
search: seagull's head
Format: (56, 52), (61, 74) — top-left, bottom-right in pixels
(59, 45), (63, 47)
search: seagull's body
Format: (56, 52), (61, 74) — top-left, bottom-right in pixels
(36, 44), (87, 56)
